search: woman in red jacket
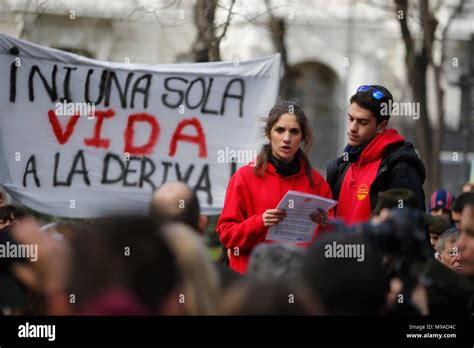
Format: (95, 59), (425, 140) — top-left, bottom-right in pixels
(216, 101), (333, 274)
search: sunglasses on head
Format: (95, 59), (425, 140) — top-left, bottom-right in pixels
(357, 85), (385, 100)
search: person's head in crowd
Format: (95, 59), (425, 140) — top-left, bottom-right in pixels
(429, 190), (455, 223)
(150, 181), (207, 234)
(462, 181), (473, 193)
(3, 217), (70, 315)
(0, 205), (28, 230)
(151, 181), (241, 289)
(428, 216), (451, 250)
(370, 189), (442, 251)
(371, 189), (418, 217)
(216, 279), (315, 315)
(253, 100), (314, 181)
(435, 228), (461, 273)
(302, 233), (388, 315)
(0, 224), (31, 314)
(347, 85), (393, 147)
(451, 192), (474, 229)
(70, 216), (182, 315)
(162, 223), (219, 315)
(0, 186), (9, 208)
(458, 202), (474, 277)
(247, 243), (305, 287)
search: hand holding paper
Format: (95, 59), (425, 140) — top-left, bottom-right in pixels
(309, 208), (330, 226)
(265, 190), (337, 243)
(262, 208), (287, 227)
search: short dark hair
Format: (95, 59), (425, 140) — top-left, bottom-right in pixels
(350, 85), (393, 124)
(70, 216), (180, 313)
(0, 205), (28, 225)
(452, 192), (474, 213)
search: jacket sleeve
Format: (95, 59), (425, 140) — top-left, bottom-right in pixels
(387, 161), (426, 211)
(216, 173), (267, 252)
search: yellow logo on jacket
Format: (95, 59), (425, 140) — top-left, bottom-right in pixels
(356, 184), (369, 201)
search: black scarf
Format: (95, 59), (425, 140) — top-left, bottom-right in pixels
(343, 142), (369, 163)
(268, 150), (301, 177)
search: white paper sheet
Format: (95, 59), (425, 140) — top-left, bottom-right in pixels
(265, 190), (337, 243)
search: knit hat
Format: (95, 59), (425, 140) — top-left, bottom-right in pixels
(429, 190), (455, 212)
(372, 189), (441, 228)
(427, 215), (451, 236)
(372, 189), (419, 216)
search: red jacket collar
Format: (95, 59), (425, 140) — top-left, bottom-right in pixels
(358, 129), (404, 164)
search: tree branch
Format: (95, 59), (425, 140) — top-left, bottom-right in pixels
(440, 0), (465, 63)
(394, 0), (415, 80)
(215, 0), (235, 44)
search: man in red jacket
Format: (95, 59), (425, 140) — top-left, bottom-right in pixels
(327, 85), (426, 225)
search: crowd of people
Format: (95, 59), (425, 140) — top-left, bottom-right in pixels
(1, 85), (474, 315)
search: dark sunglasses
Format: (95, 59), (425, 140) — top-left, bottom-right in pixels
(357, 85), (385, 100)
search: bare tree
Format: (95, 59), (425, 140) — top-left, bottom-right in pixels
(431, 0), (465, 190)
(264, 0), (293, 98)
(192, 0), (235, 62)
(394, 0), (465, 194)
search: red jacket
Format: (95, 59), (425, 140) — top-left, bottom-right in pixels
(336, 129), (405, 224)
(217, 160), (333, 274)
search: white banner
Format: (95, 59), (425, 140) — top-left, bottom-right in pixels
(0, 34), (280, 217)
